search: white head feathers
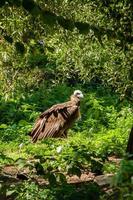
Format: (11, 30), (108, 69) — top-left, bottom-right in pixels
(73, 90), (84, 99)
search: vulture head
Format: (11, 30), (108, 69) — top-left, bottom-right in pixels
(73, 90), (84, 99)
(71, 90), (84, 102)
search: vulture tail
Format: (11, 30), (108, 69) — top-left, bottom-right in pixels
(30, 118), (46, 142)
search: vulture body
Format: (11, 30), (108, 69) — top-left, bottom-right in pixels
(30, 90), (83, 142)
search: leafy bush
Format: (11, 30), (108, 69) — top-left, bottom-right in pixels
(4, 181), (101, 200)
(102, 158), (133, 200)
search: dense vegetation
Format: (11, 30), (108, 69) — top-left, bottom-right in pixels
(0, 0), (133, 199)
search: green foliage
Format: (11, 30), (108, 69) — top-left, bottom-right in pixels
(0, 86), (132, 200)
(2, 181), (101, 200)
(0, 1), (133, 199)
(103, 158), (133, 200)
(114, 158), (133, 186)
(0, 153), (14, 166)
(0, 84), (132, 160)
(0, 0), (133, 99)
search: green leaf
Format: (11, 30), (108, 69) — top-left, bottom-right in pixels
(18, 120), (29, 126)
(57, 173), (67, 184)
(0, 124), (8, 129)
(15, 158), (27, 168)
(6, 190), (15, 196)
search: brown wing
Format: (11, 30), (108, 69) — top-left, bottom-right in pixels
(30, 102), (78, 142)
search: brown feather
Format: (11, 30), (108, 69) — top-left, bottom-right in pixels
(29, 95), (81, 142)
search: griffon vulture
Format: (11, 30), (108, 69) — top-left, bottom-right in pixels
(29, 90), (84, 142)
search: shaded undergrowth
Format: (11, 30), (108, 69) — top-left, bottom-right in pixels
(0, 85), (133, 199)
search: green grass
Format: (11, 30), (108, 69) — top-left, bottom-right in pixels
(0, 85), (133, 166)
(0, 85), (133, 199)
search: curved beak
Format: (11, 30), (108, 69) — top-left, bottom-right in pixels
(79, 93), (84, 98)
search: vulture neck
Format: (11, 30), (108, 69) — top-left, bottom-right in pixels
(70, 95), (80, 105)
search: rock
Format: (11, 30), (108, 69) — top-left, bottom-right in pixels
(94, 174), (114, 186)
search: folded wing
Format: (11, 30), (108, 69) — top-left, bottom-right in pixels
(30, 102), (78, 142)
